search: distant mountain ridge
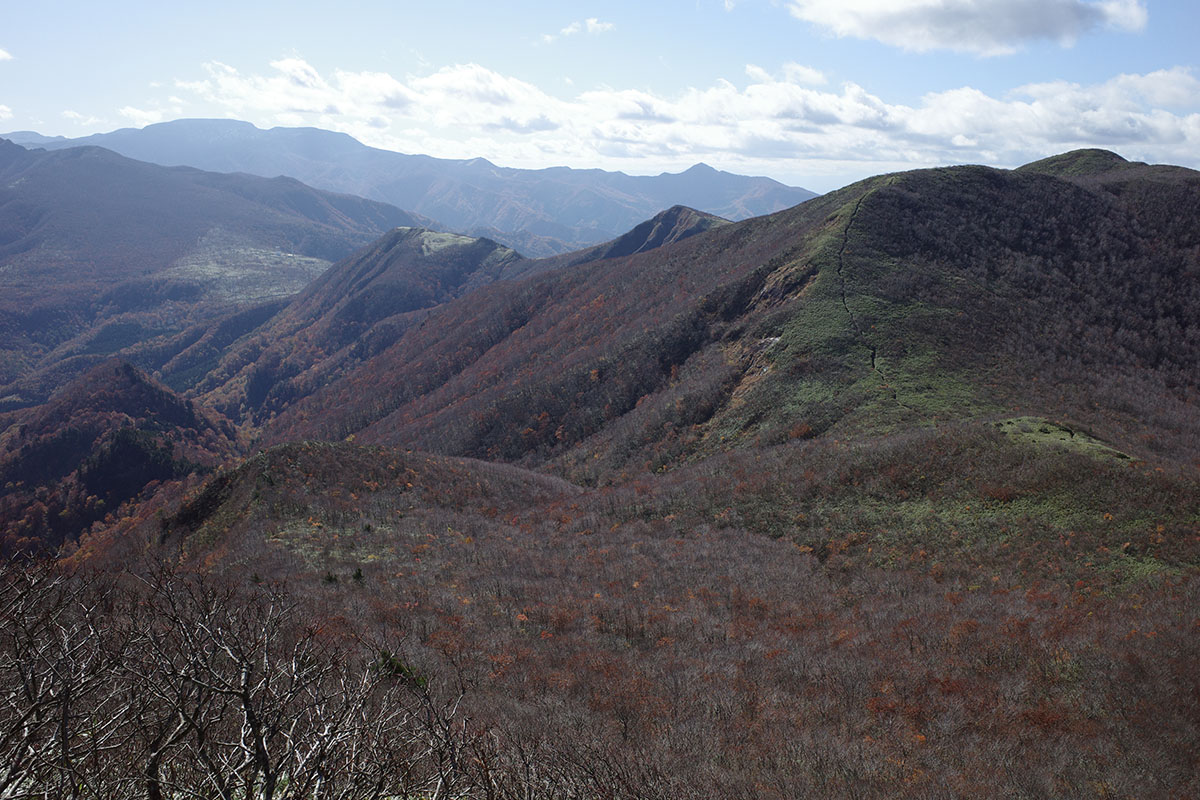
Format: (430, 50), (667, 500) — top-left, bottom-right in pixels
(0, 137), (426, 406)
(5, 119), (817, 256)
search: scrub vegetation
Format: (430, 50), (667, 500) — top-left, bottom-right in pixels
(2, 149), (1198, 798)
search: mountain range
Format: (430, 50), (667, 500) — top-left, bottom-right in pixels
(0, 137), (427, 408)
(217, 150), (1196, 484)
(3, 119), (816, 256)
(0, 143), (1197, 797)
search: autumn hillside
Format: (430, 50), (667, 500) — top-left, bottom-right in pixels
(185, 206), (730, 428)
(0, 360), (235, 553)
(75, 424), (1200, 797)
(3, 150), (1198, 798)
(256, 150), (1200, 484)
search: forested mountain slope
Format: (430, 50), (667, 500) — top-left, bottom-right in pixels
(178, 206), (728, 428)
(259, 150), (1200, 482)
(0, 360), (235, 553)
(3, 150), (1198, 799)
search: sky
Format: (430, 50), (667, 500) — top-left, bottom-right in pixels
(1, 0), (1198, 192)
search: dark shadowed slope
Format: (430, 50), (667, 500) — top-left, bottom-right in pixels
(10, 119), (816, 255)
(0, 360), (236, 553)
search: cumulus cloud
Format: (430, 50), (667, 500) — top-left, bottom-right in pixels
(0, 48), (12, 61)
(786, 0), (1148, 55)
(171, 57), (1200, 190)
(746, 63), (828, 86)
(0, 105), (11, 120)
(120, 106), (166, 126)
(118, 96), (185, 128)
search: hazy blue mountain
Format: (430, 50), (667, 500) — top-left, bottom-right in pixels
(2, 131), (71, 147)
(0, 137), (425, 405)
(11, 119), (817, 256)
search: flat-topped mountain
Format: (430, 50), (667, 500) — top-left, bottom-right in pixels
(7, 119), (816, 255)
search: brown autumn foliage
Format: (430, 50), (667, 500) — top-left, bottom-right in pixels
(25, 432), (1197, 799)
(2, 150), (1198, 797)
(0, 361), (236, 554)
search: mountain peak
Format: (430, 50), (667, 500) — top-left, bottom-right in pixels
(0, 137), (28, 161)
(461, 156), (497, 169)
(43, 360), (197, 422)
(1017, 149), (1131, 178)
(579, 203), (728, 262)
(655, 204), (722, 223)
(148, 118), (259, 132)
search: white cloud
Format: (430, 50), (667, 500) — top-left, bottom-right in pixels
(1098, 0), (1148, 30)
(786, 0), (1148, 55)
(0, 105), (11, 120)
(115, 93), (186, 129)
(62, 110), (103, 126)
(119, 106), (167, 127)
(0, 48), (12, 61)
(544, 17), (615, 42)
(172, 57), (1200, 190)
(747, 63), (828, 86)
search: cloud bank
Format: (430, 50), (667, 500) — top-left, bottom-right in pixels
(786, 0), (1148, 55)
(172, 58), (1199, 190)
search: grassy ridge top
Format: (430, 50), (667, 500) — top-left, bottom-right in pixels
(242, 157), (1199, 482)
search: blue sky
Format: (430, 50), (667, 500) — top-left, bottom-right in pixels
(2, 0), (1197, 191)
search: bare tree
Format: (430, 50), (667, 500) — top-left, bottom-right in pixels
(117, 570), (472, 800)
(0, 560), (131, 799)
